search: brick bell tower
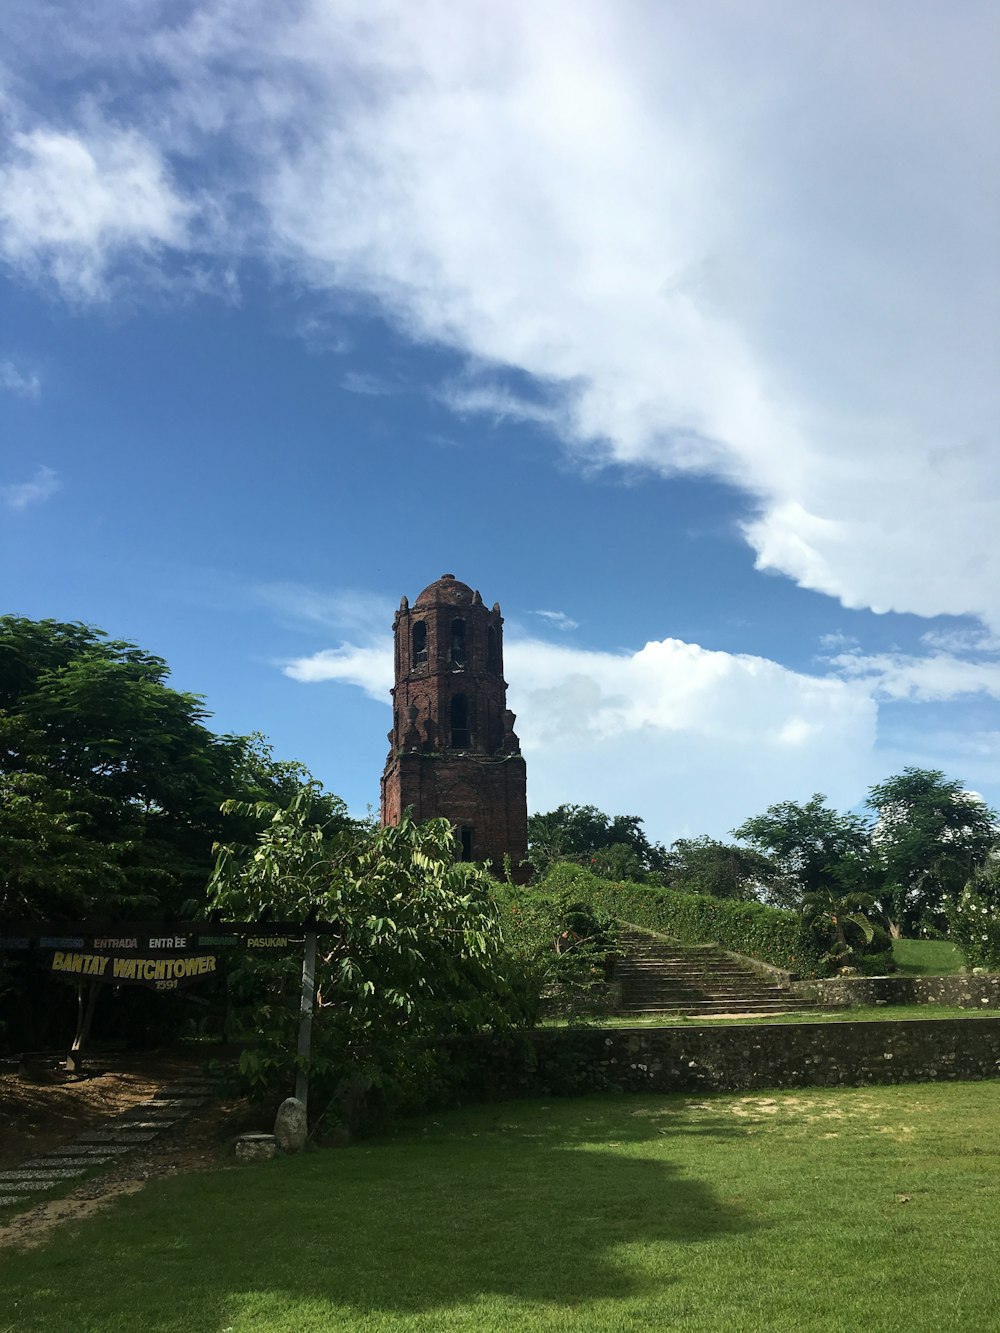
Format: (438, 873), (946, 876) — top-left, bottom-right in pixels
(380, 574), (529, 879)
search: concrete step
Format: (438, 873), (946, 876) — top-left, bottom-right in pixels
(613, 925), (808, 1019)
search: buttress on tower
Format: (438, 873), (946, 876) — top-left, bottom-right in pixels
(380, 574), (528, 878)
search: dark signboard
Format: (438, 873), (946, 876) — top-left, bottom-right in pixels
(50, 949), (218, 992)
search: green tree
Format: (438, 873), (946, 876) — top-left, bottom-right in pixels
(208, 795), (511, 1111)
(866, 768), (999, 936)
(0, 617), (342, 1053)
(527, 804), (668, 882)
(0, 616), (234, 917)
(732, 794), (874, 910)
(662, 836), (780, 901)
(800, 889), (877, 968)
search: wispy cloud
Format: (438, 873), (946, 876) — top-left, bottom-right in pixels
(0, 121), (193, 299)
(0, 360), (41, 397)
(828, 649), (1000, 704)
(819, 631), (859, 652)
(533, 609), (580, 632)
(435, 380), (562, 428)
(257, 582), (395, 641)
(1, 464), (60, 511)
(2, 2), (997, 631)
(340, 370), (398, 397)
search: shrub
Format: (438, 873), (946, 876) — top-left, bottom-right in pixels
(536, 864), (832, 977)
(493, 878), (622, 1020)
(948, 884), (1000, 971)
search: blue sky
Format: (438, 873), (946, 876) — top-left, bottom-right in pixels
(2, 2), (999, 843)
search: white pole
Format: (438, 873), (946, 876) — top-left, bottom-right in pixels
(294, 931), (317, 1112)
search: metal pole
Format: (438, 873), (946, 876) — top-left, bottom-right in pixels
(294, 931), (317, 1112)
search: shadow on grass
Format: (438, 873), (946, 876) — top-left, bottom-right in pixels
(1, 1096), (753, 1330)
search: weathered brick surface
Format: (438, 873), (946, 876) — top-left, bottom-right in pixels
(381, 574), (528, 877)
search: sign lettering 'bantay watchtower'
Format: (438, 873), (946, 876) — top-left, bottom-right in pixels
(380, 574), (528, 878)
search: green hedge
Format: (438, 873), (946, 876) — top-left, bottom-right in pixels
(537, 864), (830, 978)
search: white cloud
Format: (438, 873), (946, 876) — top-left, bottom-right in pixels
(435, 380), (562, 429)
(919, 627), (1000, 655)
(283, 628), (878, 841)
(533, 610), (579, 633)
(3, 2), (998, 626)
(0, 122), (193, 298)
(257, 582), (396, 639)
(0, 361), (40, 397)
(284, 641), (395, 696)
(828, 650), (1000, 704)
(1, 464), (60, 510)
(340, 370), (397, 397)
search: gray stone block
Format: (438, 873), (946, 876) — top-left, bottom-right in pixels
(274, 1097), (308, 1154)
(235, 1133), (276, 1163)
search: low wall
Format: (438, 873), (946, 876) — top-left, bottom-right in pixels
(795, 975), (1000, 1009)
(444, 1018), (1000, 1102)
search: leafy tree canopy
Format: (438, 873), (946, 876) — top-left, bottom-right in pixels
(662, 836), (780, 901)
(0, 616), (336, 921)
(209, 795), (513, 1098)
(527, 804), (668, 882)
(866, 767), (999, 933)
(732, 794), (874, 909)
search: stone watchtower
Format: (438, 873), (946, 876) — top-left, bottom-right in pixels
(380, 574), (528, 878)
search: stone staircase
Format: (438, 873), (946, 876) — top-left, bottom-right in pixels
(614, 927), (817, 1018)
(0, 1075), (219, 1211)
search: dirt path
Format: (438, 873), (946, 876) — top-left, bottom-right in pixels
(0, 1048), (257, 1251)
(0, 1049), (213, 1169)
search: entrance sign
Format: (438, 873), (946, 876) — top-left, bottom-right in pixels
(49, 950), (218, 991)
(3, 918), (332, 1079)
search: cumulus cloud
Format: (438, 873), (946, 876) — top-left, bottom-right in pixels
(283, 627), (878, 841)
(1, 464), (60, 510)
(2, 1), (998, 624)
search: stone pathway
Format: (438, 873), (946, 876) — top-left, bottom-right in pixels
(0, 1078), (217, 1209)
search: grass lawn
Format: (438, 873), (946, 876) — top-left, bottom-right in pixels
(3, 1082), (1000, 1332)
(546, 1006), (1000, 1027)
(892, 938), (967, 976)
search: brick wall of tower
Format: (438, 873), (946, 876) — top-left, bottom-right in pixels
(380, 574), (529, 880)
(381, 751), (528, 874)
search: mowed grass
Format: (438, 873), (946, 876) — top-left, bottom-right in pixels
(892, 938), (968, 976)
(547, 1007), (1000, 1027)
(3, 1083), (1000, 1332)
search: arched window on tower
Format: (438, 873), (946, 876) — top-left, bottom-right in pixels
(450, 618), (466, 666)
(486, 625), (499, 675)
(450, 693), (469, 747)
(412, 620), (427, 667)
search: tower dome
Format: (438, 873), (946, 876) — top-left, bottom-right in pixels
(413, 573), (478, 607)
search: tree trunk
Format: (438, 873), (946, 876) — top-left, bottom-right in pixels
(66, 978), (101, 1073)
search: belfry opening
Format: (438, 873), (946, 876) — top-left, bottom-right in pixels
(380, 574), (529, 880)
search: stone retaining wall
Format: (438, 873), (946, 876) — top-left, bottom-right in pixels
(795, 975), (1000, 1009)
(443, 1018), (1000, 1103)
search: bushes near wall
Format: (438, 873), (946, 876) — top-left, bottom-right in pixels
(537, 864), (832, 977)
